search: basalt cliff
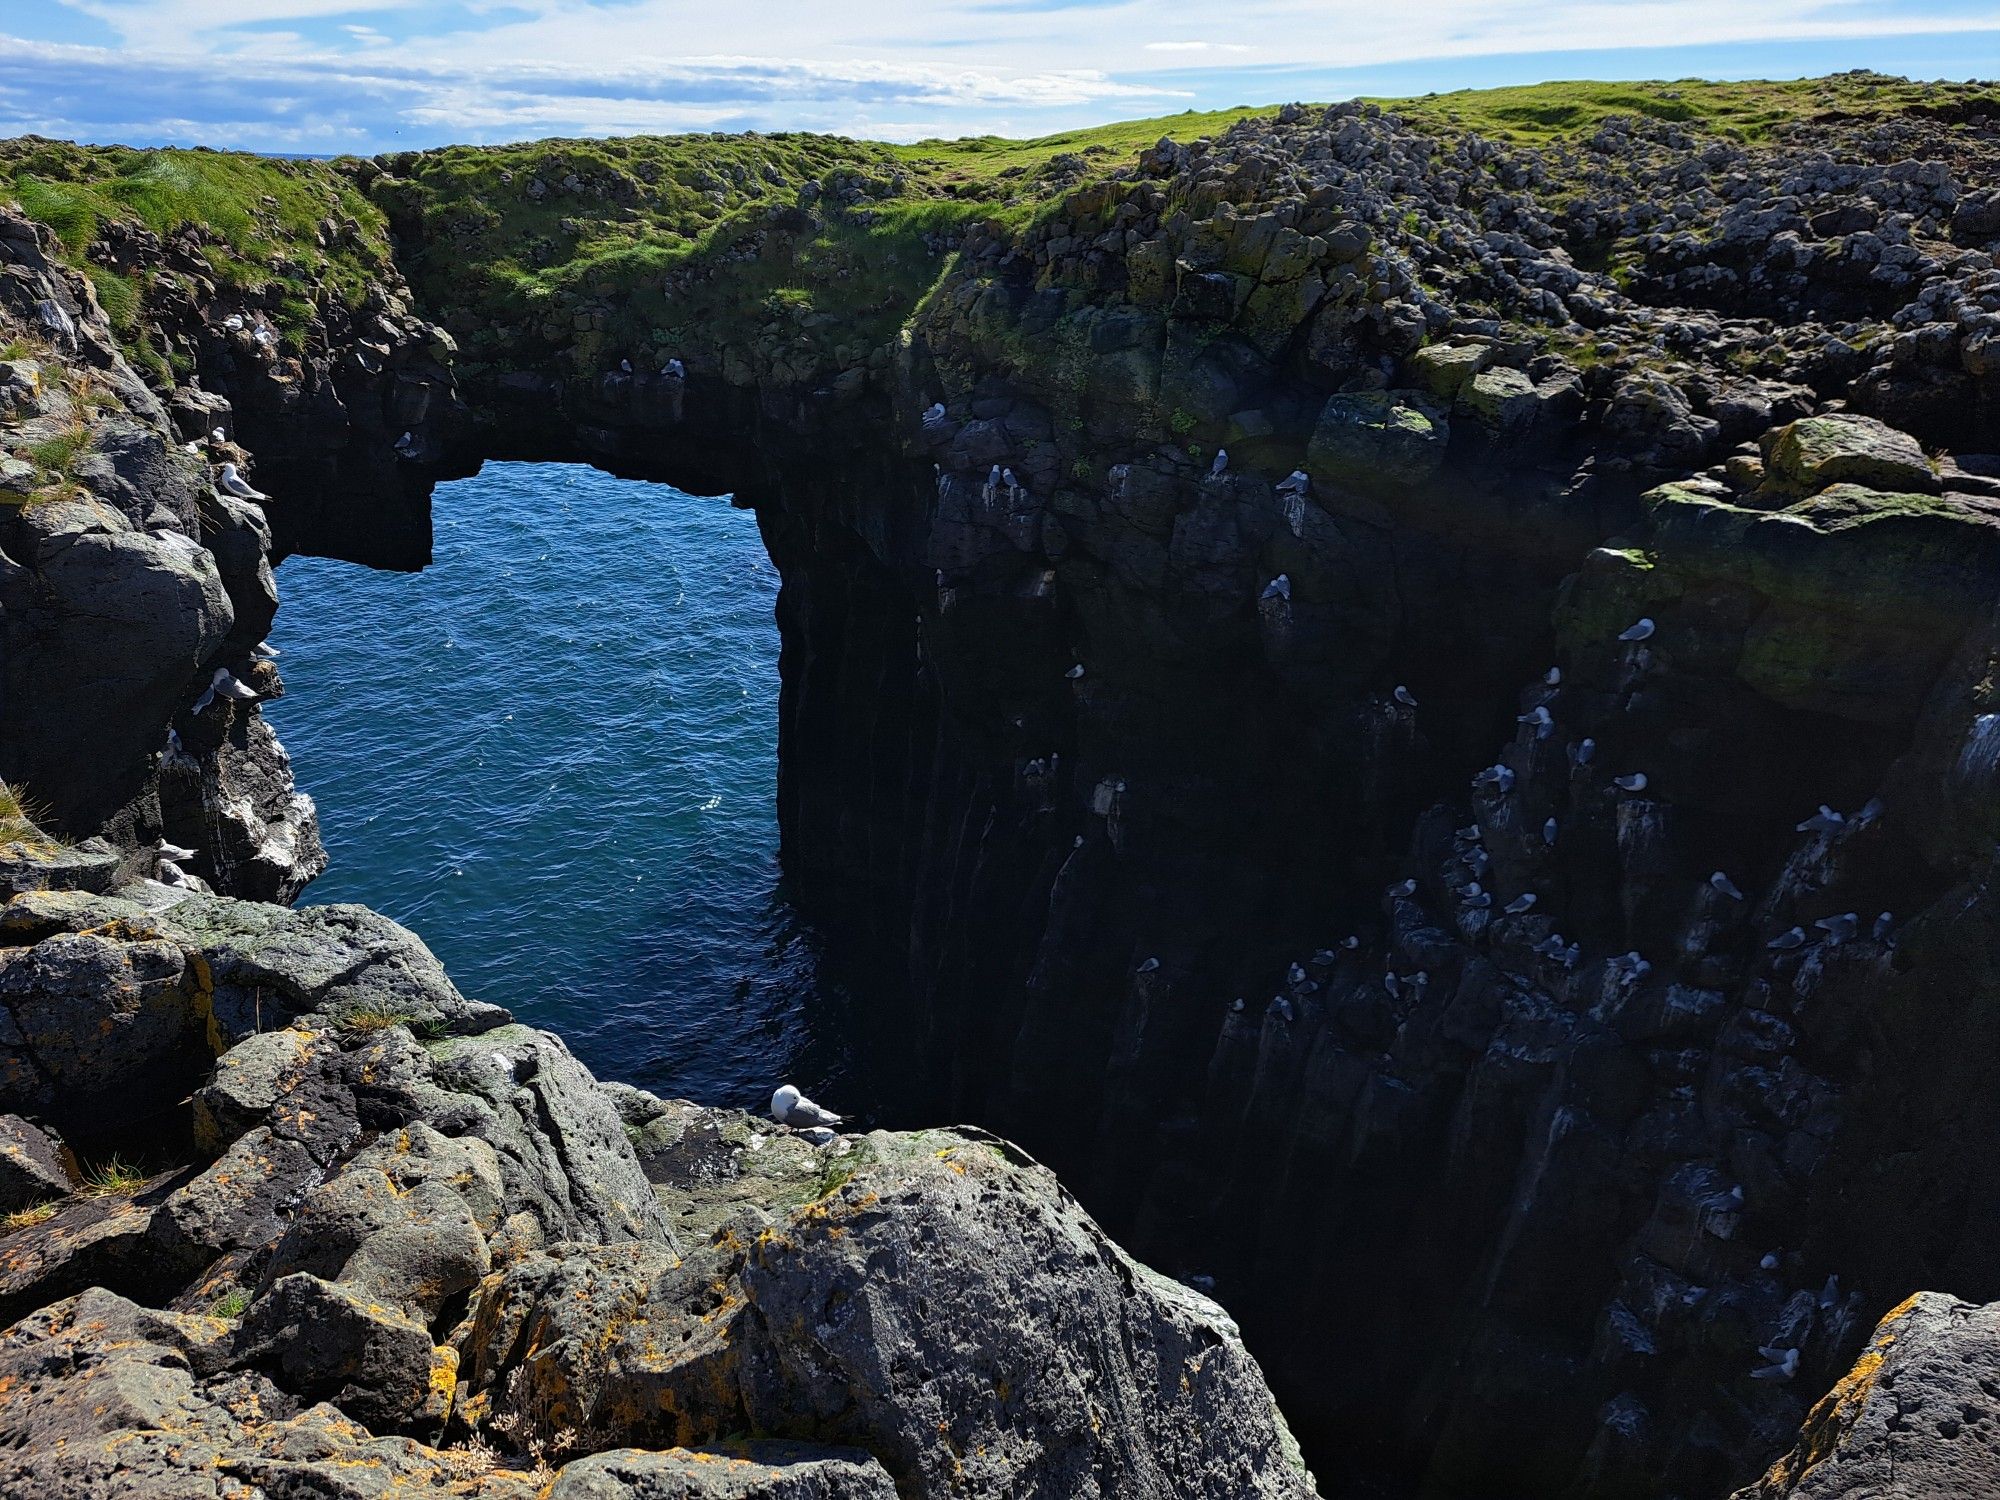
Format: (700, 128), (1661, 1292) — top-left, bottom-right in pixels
(9, 73), (2000, 1497)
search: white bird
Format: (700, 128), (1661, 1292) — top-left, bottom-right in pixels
(1383, 973), (1401, 999)
(252, 324), (276, 347)
(1819, 1274), (1840, 1309)
(1760, 1251), (1780, 1271)
(394, 430), (416, 452)
(489, 1052), (516, 1080)
(1002, 466), (1020, 493)
(1854, 796), (1883, 825)
(1533, 934), (1566, 957)
(157, 840), (197, 862)
(1710, 872), (1745, 901)
(1618, 617), (1656, 643)
(922, 402), (946, 423)
(771, 1084), (843, 1129)
(1574, 737), (1597, 767)
(1341, 936), (1360, 950)
(1066, 663), (1086, 680)
(1462, 847), (1490, 877)
(212, 668), (259, 703)
(1543, 817), (1558, 846)
(1137, 956), (1161, 973)
(1230, 997), (1246, 1012)
(1270, 995), (1295, 1022)
(1463, 890), (1492, 910)
(619, 359), (633, 373)
(986, 463), (1002, 492)
(1456, 824), (1481, 842)
(1503, 893), (1537, 915)
(1619, 954), (1652, 986)
(1397, 878), (1418, 895)
(210, 427), (226, 444)
(1543, 666), (1562, 686)
(1209, 448), (1229, 477)
(1560, 944), (1581, 970)
(1750, 1347), (1800, 1381)
(1287, 962), (1306, 984)
(1519, 704), (1553, 738)
(1261, 574), (1291, 602)
(665, 358), (686, 378)
(1796, 804), (1845, 834)
(252, 641), (281, 659)
(1816, 911), (1859, 944)
(216, 463), (269, 502)
(1872, 911), (1894, 941)
(1613, 773), (1649, 792)
(1394, 685), (1418, 708)
(1275, 469), (1309, 494)
(1768, 926), (1806, 951)
(222, 315), (244, 331)
(183, 440), (201, 455)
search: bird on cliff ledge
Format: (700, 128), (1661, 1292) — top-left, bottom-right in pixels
(1393, 684), (1418, 708)
(216, 463), (269, 502)
(771, 1084), (843, 1130)
(1209, 448), (1229, 478)
(1618, 617), (1656, 643)
(1261, 574), (1292, 602)
(921, 402), (946, 425)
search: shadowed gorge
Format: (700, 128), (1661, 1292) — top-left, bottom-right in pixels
(13, 72), (2000, 1499)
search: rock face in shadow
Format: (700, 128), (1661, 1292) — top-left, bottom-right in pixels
(0, 854), (1314, 1500)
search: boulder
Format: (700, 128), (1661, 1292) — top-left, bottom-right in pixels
(549, 1445), (900, 1499)
(1305, 389), (1448, 492)
(1763, 414), (1937, 495)
(0, 1113), (71, 1209)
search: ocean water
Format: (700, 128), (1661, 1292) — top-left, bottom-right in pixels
(266, 461), (856, 1115)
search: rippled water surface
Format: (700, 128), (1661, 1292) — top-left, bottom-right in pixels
(268, 462), (855, 1111)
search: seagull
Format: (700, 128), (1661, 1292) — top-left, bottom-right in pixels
(619, 359), (633, 373)
(157, 840), (197, 862)
(1854, 796), (1883, 826)
(222, 315), (244, 332)
(1209, 448), (1229, 478)
(210, 427), (226, 445)
(1710, 871), (1745, 901)
(216, 463), (269, 502)
(1815, 911), (1859, 944)
(1560, 944), (1581, 969)
(1462, 847), (1490, 877)
(1543, 667), (1562, 686)
(1619, 954), (1652, 986)
(1819, 1274), (1840, 1309)
(1475, 765), (1516, 794)
(1519, 704), (1553, 738)
(1137, 956), (1161, 973)
(1759, 1251), (1780, 1271)
(1066, 663), (1086, 680)
(1463, 890), (1492, 910)
(1456, 824), (1482, 842)
(1397, 878), (1418, 895)
(1275, 469), (1310, 494)
(1287, 962), (1306, 984)
(1503, 893), (1537, 915)
(1261, 574), (1292, 602)
(1394, 685), (1418, 708)
(1573, 737), (1597, 767)
(252, 324), (276, 348)
(1613, 773), (1649, 792)
(212, 667), (259, 702)
(1750, 1347), (1800, 1381)
(1002, 466), (1020, 494)
(771, 1083), (843, 1129)
(1767, 926), (1806, 951)
(490, 1053), (517, 1081)
(1872, 911), (1894, 941)
(1342, 935), (1360, 950)
(1383, 973), (1401, 999)
(1533, 933), (1566, 957)
(1270, 995), (1295, 1022)
(1618, 617), (1656, 643)
(985, 463), (1001, 495)
(1543, 817), (1558, 846)
(183, 440), (201, 455)
(1230, 997), (1246, 1012)
(922, 402), (946, 424)
(394, 430), (416, 453)
(252, 642), (281, 659)
(163, 728), (197, 770)
(665, 358), (686, 378)
(1796, 804), (1845, 834)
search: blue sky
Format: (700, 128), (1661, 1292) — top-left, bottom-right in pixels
(3, 1), (2000, 151)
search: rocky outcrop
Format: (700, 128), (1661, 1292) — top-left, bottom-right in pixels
(16, 76), (2000, 1497)
(0, 845), (1313, 1499)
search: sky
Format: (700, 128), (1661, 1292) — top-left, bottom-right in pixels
(3, 1), (2000, 152)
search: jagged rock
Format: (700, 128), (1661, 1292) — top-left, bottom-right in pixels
(549, 1445), (899, 1498)
(233, 1271), (454, 1432)
(1305, 389), (1448, 491)
(1763, 414), (1938, 495)
(0, 1113), (70, 1207)
(1735, 1293), (2000, 1497)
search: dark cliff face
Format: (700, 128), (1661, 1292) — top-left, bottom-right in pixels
(13, 81), (2000, 1499)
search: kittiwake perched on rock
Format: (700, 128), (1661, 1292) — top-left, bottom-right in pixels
(1209, 448), (1228, 477)
(1230, 996), (1246, 1013)
(157, 840), (197, 862)
(1137, 956), (1161, 973)
(1275, 469), (1310, 494)
(1001, 466), (1020, 497)
(1396, 877), (1418, 895)
(1618, 617), (1656, 643)
(619, 358), (633, 373)
(216, 463), (269, 502)
(252, 641), (281, 659)
(183, 440), (201, 455)
(1767, 926), (1806, 951)
(1342, 936), (1360, 950)
(210, 427), (226, 445)
(1819, 1274), (1841, 1309)
(222, 315), (244, 332)
(1543, 817), (1559, 846)
(1503, 893), (1537, 915)
(1394, 684), (1418, 708)
(1872, 911), (1895, 941)
(1533, 933), (1566, 957)
(1750, 1347), (1800, 1381)
(1463, 890), (1492, 910)
(1287, 962), (1306, 984)
(1796, 804), (1845, 834)
(1519, 704), (1553, 738)
(771, 1084), (843, 1129)
(394, 430), (417, 455)
(921, 402), (946, 424)
(1815, 911), (1859, 944)
(1760, 1251), (1781, 1271)
(1382, 973), (1401, 999)
(1613, 772), (1648, 792)
(1261, 574), (1292, 602)
(1573, 737), (1597, 767)
(1066, 663), (1086, 680)
(1710, 871), (1745, 901)
(1543, 666), (1562, 686)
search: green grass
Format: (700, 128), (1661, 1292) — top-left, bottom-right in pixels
(336, 1004), (413, 1034)
(208, 1287), (251, 1319)
(81, 1156), (146, 1197)
(1, 1201), (57, 1233)
(1377, 72), (2000, 145)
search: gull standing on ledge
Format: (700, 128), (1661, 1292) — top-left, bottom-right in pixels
(771, 1084), (843, 1129)
(217, 463), (268, 502)
(1209, 448), (1229, 478)
(1394, 685), (1417, 708)
(1618, 617), (1656, 642)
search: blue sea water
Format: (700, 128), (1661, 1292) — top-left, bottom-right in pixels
(266, 461), (856, 1114)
